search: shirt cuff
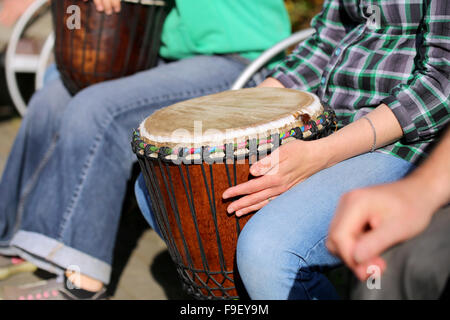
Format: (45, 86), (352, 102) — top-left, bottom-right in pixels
(382, 95), (420, 143)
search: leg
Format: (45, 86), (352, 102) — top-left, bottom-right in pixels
(4, 55), (248, 285)
(351, 205), (450, 300)
(236, 152), (415, 300)
(135, 174), (162, 238)
(0, 78), (71, 248)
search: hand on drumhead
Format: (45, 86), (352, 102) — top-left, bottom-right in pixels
(83, 0), (121, 14)
(222, 139), (328, 217)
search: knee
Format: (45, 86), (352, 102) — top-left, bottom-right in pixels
(237, 218), (276, 270)
(68, 85), (113, 119)
(237, 222), (300, 271)
(236, 215), (300, 298)
(62, 86), (116, 140)
(236, 223), (274, 298)
(26, 79), (68, 123)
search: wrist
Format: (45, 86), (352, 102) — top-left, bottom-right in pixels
(307, 137), (335, 171)
(400, 173), (446, 218)
(315, 134), (340, 169)
(257, 77), (285, 88)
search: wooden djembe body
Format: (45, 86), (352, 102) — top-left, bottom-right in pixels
(51, 0), (170, 95)
(132, 88), (336, 299)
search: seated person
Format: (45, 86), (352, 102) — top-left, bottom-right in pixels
(328, 126), (450, 300)
(135, 0), (449, 299)
(0, 0), (291, 300)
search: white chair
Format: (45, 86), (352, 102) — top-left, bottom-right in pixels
(231, 28), (314, 90)
(5, 0), (53, 116)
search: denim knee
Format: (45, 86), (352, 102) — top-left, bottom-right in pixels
(59, 85), (122, 149)
(236, 213), (306, 299)
(25, 79), (70, 139)
(235, 199), (342, 300)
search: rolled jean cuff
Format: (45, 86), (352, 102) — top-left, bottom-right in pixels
(4, 230), (111, 284)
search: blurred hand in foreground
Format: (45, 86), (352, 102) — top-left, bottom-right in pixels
(327, 127), (450, 281)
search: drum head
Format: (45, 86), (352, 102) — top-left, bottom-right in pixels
(139, 88), (322, 148)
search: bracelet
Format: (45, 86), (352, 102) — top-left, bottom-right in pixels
(363, 116), (377, 153)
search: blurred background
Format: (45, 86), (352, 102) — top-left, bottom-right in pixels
(286, 0), (323, 31)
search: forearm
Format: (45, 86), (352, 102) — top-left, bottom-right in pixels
(258, 81), (404, 169)
(257, 77), (285, 88)
(319, 104), (403, 168)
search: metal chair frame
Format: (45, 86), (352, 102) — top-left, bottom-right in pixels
(5, 0), (52, 116)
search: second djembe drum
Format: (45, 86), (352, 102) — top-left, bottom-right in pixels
(51, 0), (171, 95)
(132, 88), (336, 299)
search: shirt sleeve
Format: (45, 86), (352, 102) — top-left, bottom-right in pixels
(382, 0), (450, 143)
(270, 0), (349, 91)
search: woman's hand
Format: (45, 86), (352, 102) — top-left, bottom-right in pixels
(222, 139), (329, 217)
(83, 0), (121, 15)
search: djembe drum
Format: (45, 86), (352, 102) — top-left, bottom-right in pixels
(51, 0), (171, 95)
(132, 88), (336, 299)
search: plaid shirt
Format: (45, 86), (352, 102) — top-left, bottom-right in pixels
(271, 0), (450, 164)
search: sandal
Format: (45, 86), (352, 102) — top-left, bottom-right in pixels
(1, 277), (109, 300)
(0, 255), (37, 281)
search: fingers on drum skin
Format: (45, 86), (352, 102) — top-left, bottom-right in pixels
(101, 0), (113, 14)
(90, 0), (102, 11)
(112, 0), (121, 12)
(100, 0), (121, 14)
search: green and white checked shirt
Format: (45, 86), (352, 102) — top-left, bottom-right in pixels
(271, 0), (450, 164)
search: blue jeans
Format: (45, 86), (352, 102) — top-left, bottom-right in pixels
(0, 55), (255, 284)
(135, 152), (415, 299)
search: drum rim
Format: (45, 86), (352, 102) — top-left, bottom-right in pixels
(132, 108), (336, 164)
(139, 88), (324, 147)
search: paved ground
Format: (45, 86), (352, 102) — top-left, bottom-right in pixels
(0, 112), (190, 300)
